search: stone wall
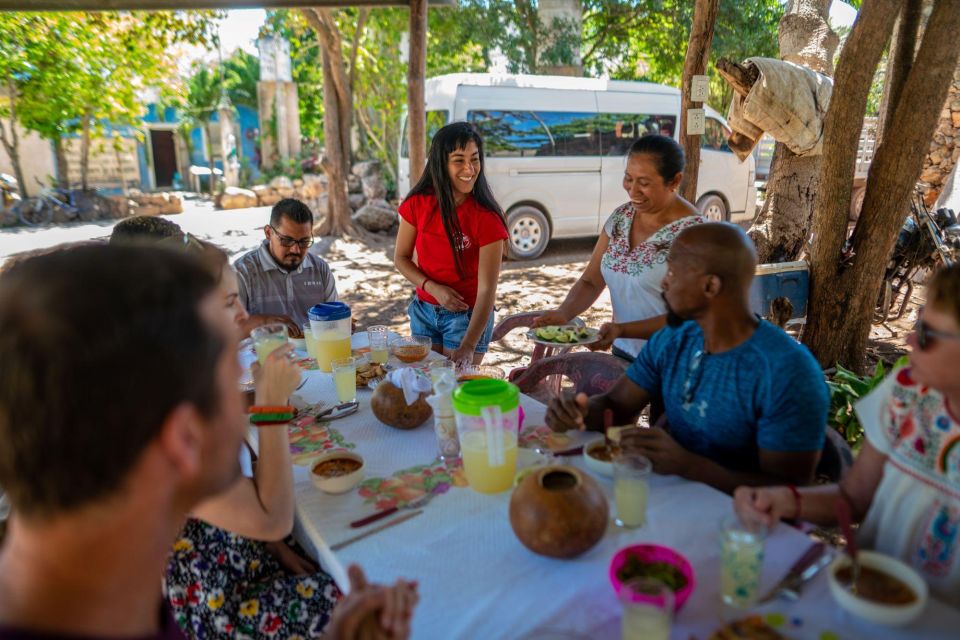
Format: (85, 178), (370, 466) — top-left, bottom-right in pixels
(919, 67), (960, 206)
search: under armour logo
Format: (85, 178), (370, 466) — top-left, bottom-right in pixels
(682, 399), (709, 418)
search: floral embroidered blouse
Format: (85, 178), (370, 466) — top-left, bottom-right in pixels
(855, 365), (960, 606)
(599, 203), (705, 357)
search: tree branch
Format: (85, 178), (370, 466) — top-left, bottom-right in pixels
(348, 7), (370, 96)
(716, 58), (759, 98)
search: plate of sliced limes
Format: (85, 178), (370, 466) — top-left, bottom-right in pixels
(526, 324), (600, 347)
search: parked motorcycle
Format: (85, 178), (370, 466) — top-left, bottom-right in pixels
(874, 192), (958, 324)
(12, 178), (101, 227)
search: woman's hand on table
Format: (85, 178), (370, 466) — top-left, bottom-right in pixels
(531, 309), (569, 328)
(545, 392), (588, 432)
(325, 565), (419, 640)
(733, 485), (797, 529)
(424, 281), (468, 312)
(252, 343), (301, 407)
(589, 322), (621, 351)
(450, 342), (476, 367)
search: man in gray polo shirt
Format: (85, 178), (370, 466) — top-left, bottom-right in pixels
(234, 198), (338, 331)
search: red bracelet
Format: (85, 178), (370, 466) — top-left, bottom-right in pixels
(786, 484), (802, 520)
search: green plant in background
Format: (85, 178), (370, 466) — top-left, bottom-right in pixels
(827, 356), (909, 451)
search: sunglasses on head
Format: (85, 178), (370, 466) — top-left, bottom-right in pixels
(915, 319), (960, 351)
(269, 226), (313, 250)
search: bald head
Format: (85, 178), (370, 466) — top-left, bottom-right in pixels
(670, 222), (758, 292)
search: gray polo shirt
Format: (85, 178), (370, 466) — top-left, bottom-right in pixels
(234, 240), (339, 327)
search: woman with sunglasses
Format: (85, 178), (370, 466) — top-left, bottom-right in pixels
(733, 264), (960, 606)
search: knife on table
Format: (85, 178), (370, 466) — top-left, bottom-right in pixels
(331, 509), (424, 552)
(349, 490), (439, 528)
(757, 542), (833, 604)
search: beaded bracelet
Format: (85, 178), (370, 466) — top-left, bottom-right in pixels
(249, 405), (295, 415)
(249, 405), (296, 425)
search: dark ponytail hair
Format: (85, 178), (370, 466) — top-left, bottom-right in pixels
(404, 122), (505, 277)
(628, 134), (685, 183)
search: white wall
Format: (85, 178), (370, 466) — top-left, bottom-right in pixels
(0, 123), (55, 197)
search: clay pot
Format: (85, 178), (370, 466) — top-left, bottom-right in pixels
(370, 380), (432, 430)
(509, 465), (609, 559)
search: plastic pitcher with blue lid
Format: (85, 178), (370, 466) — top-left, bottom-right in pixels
(306, 302), (352, 372)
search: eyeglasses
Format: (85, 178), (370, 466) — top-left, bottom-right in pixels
(681, 349), (706, 408)
(916, 319), (960, 351)
(269, 226), (314, 250)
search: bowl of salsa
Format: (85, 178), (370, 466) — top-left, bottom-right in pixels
(827, 550), (927, 626)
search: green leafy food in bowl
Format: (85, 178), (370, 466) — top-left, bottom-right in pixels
(616, 556), (688, 592)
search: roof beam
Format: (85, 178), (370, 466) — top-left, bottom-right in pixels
(2, 0), (455, 10)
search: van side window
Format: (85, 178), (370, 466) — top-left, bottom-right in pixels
(597, 114), (678, 155)
(401, 110), (449, 157)
(701, 117), (732, 152)
(468, 110), (598, 157)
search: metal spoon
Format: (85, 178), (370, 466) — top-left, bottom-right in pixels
(836, 495), (860, 595)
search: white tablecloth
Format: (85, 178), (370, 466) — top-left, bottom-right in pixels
(279, 367), (960, 640)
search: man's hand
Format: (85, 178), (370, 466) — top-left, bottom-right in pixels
(324, 565), (419, 640)
(424, 282), (468, 312)
(545, 392), (589, 432)
(531, 309), (569, 328)
(265, 540), (318, 575)
(589, 322), (621, 352)
(619, 426), (694, 476)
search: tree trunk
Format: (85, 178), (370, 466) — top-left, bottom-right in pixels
(805, 0), (960, 371)
(79, 109), (92, 192)
(303, 7), (354, 236)
(0, 79), (26, 197)
(407, 0), (428, 185)
(53, 136), (69, 190)
(876, 0), (924, 144)
(746, 0), (839, 263)
(678, 0), (720, 203)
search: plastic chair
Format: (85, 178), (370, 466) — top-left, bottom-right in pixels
(509, 351), (629, 404)
(816, 428), (854, 482)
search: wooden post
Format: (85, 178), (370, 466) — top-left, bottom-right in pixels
(407, 0), (427, 185)
(678, 0), (719, 204)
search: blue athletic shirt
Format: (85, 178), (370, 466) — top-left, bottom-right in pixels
(626, 319), (828, 472)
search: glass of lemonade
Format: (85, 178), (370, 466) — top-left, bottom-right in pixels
(613, 453), (651, 528)
(331, 356), (357, 403)
(303, 323), (320, 362)
(251, 323), (288, 365)
(620, 577), (673, 640)
(719, 514), (767, 608)
(429, 360), (454, 387)
(367, 325), (389, 364)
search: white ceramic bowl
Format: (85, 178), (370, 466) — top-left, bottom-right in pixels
(310, 451), (365, 494)
(827, 550), (928, 627)
(582, 437), (617, 478)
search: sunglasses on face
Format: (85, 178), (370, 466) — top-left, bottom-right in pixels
(270, 226), (314, 250)
(915, 319), (960, 351)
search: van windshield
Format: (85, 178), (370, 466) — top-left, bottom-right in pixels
(400, 110), (449, 158)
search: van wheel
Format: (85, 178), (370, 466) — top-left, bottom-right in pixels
(506, 206), (550, 260)
(696, 194), (728, 222)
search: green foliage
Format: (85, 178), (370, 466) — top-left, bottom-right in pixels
(224, 50), (260, 109)
(826, 357), (909, 450)
(0, 11), (218, 183)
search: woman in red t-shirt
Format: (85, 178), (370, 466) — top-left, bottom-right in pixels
(395, 122), (508, 365)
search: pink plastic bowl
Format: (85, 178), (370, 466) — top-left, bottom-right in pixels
(609, 544), (696, 612)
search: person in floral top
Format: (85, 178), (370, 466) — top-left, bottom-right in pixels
(535, 134), (705, 360)
(734, 264), (960, 606)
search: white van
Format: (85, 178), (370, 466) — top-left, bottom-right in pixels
(398, 73), (757, 259)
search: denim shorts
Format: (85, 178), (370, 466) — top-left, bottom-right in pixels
(407, 297), (495, 353)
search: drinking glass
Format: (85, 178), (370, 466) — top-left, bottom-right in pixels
(719, 514), (767, 608)
(619, 577), (673, 640)
(251, 323), (288, 365)
(613, 453), (651, 528)
(331, 356), (357, 403)
(367, 325), (389, 364)
(303, 323), (320, 362)
(429, 360), (455, 387)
